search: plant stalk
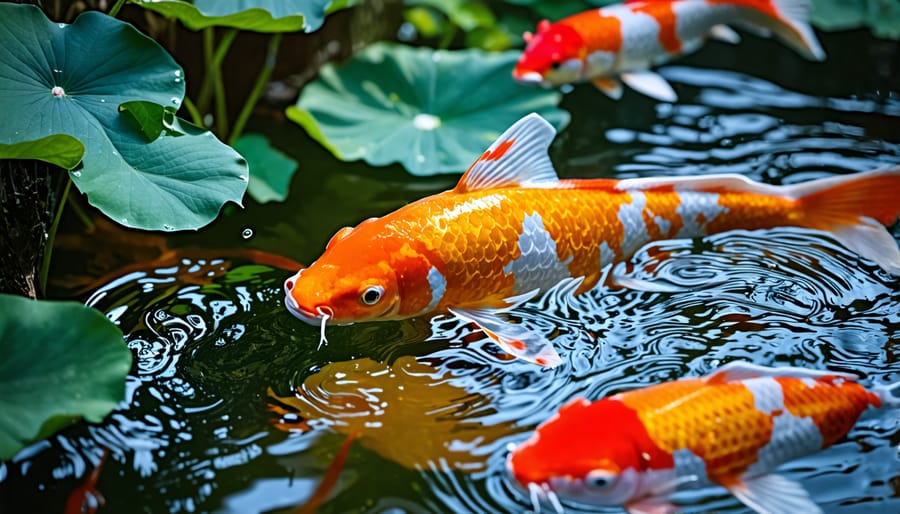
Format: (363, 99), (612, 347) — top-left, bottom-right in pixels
(108, 0), (128, 17)
(228, 33), (283, 145)
(181, 96), (204, 127)
(38, 176), (72, 297)
(196, 28), (238, 119)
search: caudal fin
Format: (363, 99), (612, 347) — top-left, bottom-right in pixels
(787, 166), (900, 275)
(731, 0), (826, 61)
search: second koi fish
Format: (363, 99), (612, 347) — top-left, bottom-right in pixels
(284, 113), (900, 366)
(513, 0), (826, 101)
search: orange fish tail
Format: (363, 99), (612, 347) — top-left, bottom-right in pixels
(790, 166), (900, 274)
(709, 0), (825, 61)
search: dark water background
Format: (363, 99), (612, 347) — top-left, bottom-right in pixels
(1, 29), (899, 514)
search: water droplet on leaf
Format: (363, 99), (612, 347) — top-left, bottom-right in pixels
(171, 97), (181, 105)
(51, 86), (65, 97)
(239, 175), (248, 182)
(71, 170), (81, 177)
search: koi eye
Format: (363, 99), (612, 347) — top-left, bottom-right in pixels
(360, 285), (384, 306)
(551, 61), (561, 70)
(585, 470), (617, 490)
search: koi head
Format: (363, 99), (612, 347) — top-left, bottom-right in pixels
(284, 222), (403, 345)
(513, 20), (586, 87)
(507, 397), (651, 510)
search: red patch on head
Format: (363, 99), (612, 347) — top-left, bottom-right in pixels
(509, 398), (674, 487)
(513, 21), (586, 78)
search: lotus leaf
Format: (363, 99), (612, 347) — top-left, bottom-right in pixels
(0, 294), (132, 461)
(0, 5), (248, 231)
(233, 134), (299, 204)
(131, 0), (332, 33)
(287, 43), (569, 175)
(812, 0), (900, 38)
(269, 356), (517, 470)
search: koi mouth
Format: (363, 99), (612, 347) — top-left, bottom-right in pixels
(283, 270), (332, 350)
(506, 444), (565, 514)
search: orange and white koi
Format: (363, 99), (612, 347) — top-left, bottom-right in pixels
(513, 0), (826, 101)
(508, 362), (900, 514)
(284, 113), (900, 366)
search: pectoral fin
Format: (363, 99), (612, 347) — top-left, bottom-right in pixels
(620, 71), (678, 102)
(448, 306), (562, 367)
(724, 474), (823, 514)
(592, 77), (623, 100)
(709, 24), (741, 44)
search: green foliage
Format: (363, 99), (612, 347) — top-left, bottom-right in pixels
(233, 134), (299, 204)
(812, 0), (900, 39)
(130, 0), (333, 33)
(0, 5), (248, 231)
(286, 43), (569, 176)
(0, 136), (85, 170)
(119, 101), (177, 143)
(0, 294), (132, 461)
(404, 0), (513, 50)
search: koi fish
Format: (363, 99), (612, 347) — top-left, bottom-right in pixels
(64, 449), (108, 514)
(513, 0), (826, 102)
(284, 113), (900, 366)
(508, 362), (900, 514)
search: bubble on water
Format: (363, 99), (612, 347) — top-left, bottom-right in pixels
(413, 113), (441, 131)
(241, 228), (254, 239)
(51, 86), (65, 97)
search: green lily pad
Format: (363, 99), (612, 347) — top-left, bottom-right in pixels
(233, 133), (299, 203)
(131, 0), (332, 33)
(0, 135), (85, 170)
(286, 43), (569, 175)
(0, 294), (132, 461)
(0, 5), (248, 231)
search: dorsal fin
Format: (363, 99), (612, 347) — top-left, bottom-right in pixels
(453, 113), (559, 194)
(704, 361), (858, 385)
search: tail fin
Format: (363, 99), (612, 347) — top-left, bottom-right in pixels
(787, 167), (900, 275)
(730, 0), (826, 61)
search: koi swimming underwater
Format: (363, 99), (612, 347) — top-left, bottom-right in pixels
(508, 361), (900, 514)
(284, 113), (900, 365)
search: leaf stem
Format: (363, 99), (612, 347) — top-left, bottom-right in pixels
(196, 28), (238, 122)
(181, 96), (204, 127)
(39, 176), (73, 297)
(108, 0), (127, 17)
(229, 33), (283, 145)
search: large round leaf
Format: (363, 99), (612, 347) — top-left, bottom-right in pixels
(0, 5), (248, 230)
(286, 43), (569, 175)
(132, 0), (332, 33)
(0, 294), (132, 461)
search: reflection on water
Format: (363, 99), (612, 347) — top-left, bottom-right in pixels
(2, 33), (900, 514)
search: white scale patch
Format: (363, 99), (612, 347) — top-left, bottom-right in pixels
(431, 194), (504, 231)
(504, 213), (573, 295)
(423, 266), (446, 313)
(611, 6), (668, 71)
(599, 241), (617, 269)
(675, 191), (729, 238)
(743, 377), (825, 476)
(618, 191), (652, 257)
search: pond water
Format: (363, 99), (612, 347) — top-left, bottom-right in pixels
(2, 29), (900, 514)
